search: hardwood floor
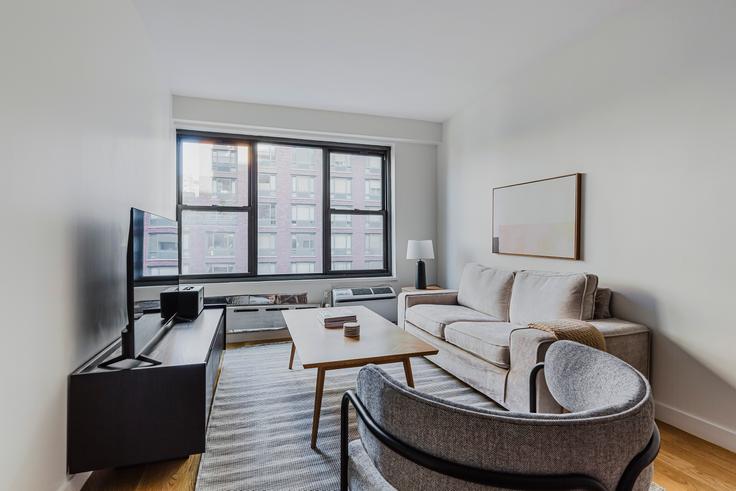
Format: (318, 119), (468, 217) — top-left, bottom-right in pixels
(653, 422), (736, 491)
(83, 420), (735, 490)
(82, 454), (200, 491)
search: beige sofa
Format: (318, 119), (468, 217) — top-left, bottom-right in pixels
(398, 263), (651, 413)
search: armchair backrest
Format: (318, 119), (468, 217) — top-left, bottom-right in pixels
(355, 347), (654, 490)
(544, 340), (648, 415)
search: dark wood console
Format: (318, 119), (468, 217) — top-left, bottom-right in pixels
(67, 307), (225, 474)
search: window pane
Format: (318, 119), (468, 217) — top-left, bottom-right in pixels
(257, 143), (323, 275)
(181, 210), (248, 274)
(330, 214), (384, 270)
(182, 141), (249, 206)
(330, 153), (382, 209)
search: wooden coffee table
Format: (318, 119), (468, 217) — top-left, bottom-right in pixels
(283, 306), (438, 448)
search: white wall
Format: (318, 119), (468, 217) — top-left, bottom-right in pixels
(0, 1), (174, 490)
(438, 0), (736, 450)
(172, 96), (441, 301)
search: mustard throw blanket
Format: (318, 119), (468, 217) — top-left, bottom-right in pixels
(528, 319), (606, 351)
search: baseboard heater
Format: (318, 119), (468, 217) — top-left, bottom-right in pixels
(226, 304), (320, 334)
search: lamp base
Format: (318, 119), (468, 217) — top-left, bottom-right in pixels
(415, 260), (427, 290)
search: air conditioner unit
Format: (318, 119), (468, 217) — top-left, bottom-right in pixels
(332, 286), (397, 323)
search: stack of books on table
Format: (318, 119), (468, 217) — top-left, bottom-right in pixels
(318, 307), (357, 329)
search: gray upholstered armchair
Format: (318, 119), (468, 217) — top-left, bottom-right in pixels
(341, 341), (659, 491)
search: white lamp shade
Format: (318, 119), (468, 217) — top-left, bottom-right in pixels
(407, 240), (434, 260)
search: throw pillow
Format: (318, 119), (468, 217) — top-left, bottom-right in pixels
(594, 288), (612, 319)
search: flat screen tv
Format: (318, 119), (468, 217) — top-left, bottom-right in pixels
(100, 208), (178, 368)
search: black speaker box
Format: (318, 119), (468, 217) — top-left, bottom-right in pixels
(160, 285), (204, 320)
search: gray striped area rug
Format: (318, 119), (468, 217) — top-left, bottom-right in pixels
(196, 342), (664, 491)
(195, 342), (499, 490)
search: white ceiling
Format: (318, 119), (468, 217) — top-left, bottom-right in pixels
(133, 0), (637, 122)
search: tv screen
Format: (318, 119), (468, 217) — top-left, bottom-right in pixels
(130, 208), (178, 354)
(132, 208), (179, 282)
(100, 208), (179, 368)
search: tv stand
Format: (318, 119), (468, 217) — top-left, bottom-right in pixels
(67, 307), (225, 473)
(98, 353), (162, 369)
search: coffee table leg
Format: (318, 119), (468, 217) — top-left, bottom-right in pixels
(311, 367), (326, 449)
(288, 342), (296, 370)
(402, 358), (415, 388)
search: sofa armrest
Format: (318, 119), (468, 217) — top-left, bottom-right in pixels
(505, 327), (559, 413)
(397, 290), (458, 329)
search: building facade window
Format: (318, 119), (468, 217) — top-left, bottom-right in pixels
(291, 204), (316, 226)
(365, 159), (381, 176)
(177, 131), (390, 280)
(365, 179), (382, 201)
(257, 144), (276, 164)
(258, 203), (277, 226)
(331, 153), (352, 172)
(148, 266), (179, 276)
(207, 263), (235, 274)
(291, 261), (316, 274)
(258, 173), (277, 196)
(291, 233), (316, 256)
(330, 177), (352, 201)
(332, 261), (352, 271)
(292, 147), (318, 170)
(207, 231), (235, 257)
(147, 233), (178, 259)
(258, 232), (277, 257)
(291, 175), (315, 198)
(331, 233), (352, 256)
(258, 262), (276, 274)
(365, 233), (383, 255)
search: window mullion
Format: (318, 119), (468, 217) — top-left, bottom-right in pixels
(248, 142), (257, 276)
(322, 148), (331, 273)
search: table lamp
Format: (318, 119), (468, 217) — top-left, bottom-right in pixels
(407, 240), (434, 289)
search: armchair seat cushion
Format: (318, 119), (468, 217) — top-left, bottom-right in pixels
(405, 304), (499, 339)
(444, 322), (519, 368)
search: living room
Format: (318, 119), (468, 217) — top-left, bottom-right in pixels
(3, 1), (735, 490)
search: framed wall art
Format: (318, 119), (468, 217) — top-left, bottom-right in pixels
(492, 173), (581, 260)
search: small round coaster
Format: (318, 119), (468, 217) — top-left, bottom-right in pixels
(343, 321), (360, 338)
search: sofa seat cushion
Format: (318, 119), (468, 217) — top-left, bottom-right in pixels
(444, 322), (519, 369)
(405, 304), (499, 339)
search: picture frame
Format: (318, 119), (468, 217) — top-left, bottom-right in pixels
(492, 173), (581, 260)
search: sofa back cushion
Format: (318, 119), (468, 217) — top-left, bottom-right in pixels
(457, 263), (515, 321)
(509, 271), (597, 325)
